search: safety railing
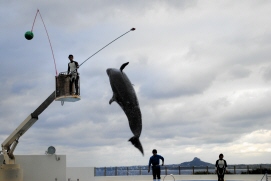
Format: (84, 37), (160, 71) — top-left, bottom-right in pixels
(94, 164), (271, 176)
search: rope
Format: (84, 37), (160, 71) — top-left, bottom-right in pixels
(163, 174), (175, 181)
(31, 9), (58, 76)
(31, 10), (39, 32)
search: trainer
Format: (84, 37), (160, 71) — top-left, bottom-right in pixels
(67, 54), (79, 95)
(215, 153), (227, 181)
(148, 149), (164, 181)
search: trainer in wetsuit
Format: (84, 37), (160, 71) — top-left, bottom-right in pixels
(67, 54), (79, 95)
(215, 153), (227, 181)
(148, 149), (164, 181)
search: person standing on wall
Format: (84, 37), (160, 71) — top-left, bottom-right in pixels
(215, 153), (227, 181)
(148, 149), (164, 181)
(67, 54), (79, 95)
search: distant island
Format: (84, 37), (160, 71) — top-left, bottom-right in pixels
(179, 157), (214, 167)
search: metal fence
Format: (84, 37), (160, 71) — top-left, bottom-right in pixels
(94, 165), (271, 176)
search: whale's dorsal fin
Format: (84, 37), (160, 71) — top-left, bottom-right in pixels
(120, 62), (129, 72)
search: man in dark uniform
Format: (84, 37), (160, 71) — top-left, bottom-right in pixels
(215, 153), (227, 181)
(148, 149), (164, 181)
(67, 54), (79, 95)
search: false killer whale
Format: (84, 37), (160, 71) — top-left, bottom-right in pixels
(106, 62), (144, 155)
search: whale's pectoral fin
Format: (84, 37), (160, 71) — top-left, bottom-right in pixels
(129, 136), (144, 156)
(120, 62), (129, 72)
(109, 95), (116, 104)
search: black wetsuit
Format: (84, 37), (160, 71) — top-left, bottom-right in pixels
(215, 159), (227, 181)
(68, 61), (79, 94)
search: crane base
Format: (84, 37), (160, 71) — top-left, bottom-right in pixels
(0, 164), (23, 181)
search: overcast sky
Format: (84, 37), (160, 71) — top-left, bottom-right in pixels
(1, 0), (271, 167)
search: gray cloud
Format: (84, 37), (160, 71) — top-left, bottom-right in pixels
(261, 65), (271, 82)
(1, 1), (271, 167)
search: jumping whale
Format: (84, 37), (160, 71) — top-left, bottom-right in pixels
(106, 62), (144, 155)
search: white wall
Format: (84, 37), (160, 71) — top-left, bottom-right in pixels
(67, 167), (95, 181)
(0, 155), (66, 181)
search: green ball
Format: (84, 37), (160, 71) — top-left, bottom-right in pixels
(25, 31), (34, 40)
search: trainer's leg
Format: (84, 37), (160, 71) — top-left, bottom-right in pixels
(157, 166), (161, 181)
(217, 168), (224, 181)
(221, 174), (224, 181)
(218, 174), (224, 181)
(75, 76), (79, 94)
(70, 79), (74, 94)
(152, 167), (156, 181)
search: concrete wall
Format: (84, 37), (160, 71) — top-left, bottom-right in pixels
(67, 167), (94, 181)
(0, 155), (66, 181)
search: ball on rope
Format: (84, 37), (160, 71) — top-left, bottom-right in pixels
(25, 31), (34, 40)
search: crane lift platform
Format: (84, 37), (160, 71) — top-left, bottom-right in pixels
(55, 72), (81, 102)
(0, 74), (80, 181)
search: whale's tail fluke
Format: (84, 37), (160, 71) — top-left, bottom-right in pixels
(129, 136), (144, 155)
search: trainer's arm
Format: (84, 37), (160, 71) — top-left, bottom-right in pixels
(225, 160), (228, 173)
(161, 156), (164, 166)
(148, 159), (151, 173)
(215, 160), (218, 174)
(67, 63), (70, 74)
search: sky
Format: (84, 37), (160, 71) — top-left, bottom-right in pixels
(1, 0), (271, 167)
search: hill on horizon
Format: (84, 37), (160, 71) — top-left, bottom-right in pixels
(180, 157), (214, 167)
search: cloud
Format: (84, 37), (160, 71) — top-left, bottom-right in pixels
(261, 65), (271, 82)
(1, 1), (271, 167)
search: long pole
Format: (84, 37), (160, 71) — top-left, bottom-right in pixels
(79, 28), (136, 67)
